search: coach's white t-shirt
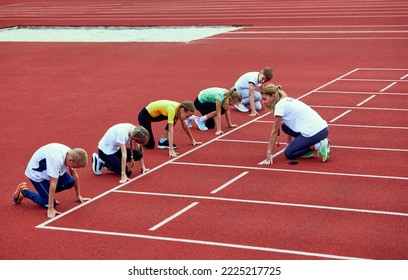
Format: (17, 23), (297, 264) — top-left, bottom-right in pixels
(274, 97), (327, 137)
(25, 143), (70, 182)
(98, 123), (133, 155)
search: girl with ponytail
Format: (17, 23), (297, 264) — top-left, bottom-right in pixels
(189, 87), (242, 135)
(258, 84), (331, 165)
(138, 100), (202, 157)
(92, 123), (150, 183)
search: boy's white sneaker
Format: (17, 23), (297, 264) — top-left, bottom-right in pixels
(233, 103), (249, 112)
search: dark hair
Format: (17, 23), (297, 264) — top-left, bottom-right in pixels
(262, 67), (273, 81)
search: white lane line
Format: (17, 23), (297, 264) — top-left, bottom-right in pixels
(216, 138), (408, 152)
(170, 161), (408, 181)
(39, 225), (367, 260)
(356, 95), (376, 106)
(211, 172), (249, 194)
(310, 105), (408, 111)
(316, 90), (408, 96)
(115, 190), (408, 217)
(149, 202), (199, 231)
(380, 82), (397, 92)
(330, 109), (352, 123)
(329, 123), (408, 129)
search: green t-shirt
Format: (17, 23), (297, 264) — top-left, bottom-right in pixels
(198, 87), (227, 105)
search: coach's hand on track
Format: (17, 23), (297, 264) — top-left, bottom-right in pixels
(258, 153), (273, 165)
(258, 158), (273, 165)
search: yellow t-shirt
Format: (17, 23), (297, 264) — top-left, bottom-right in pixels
(145, 100), (179, 124)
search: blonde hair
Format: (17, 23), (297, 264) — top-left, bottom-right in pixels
(174, 101), (195, 123)
(69, 148), (88, 167)
(223, 87), (242, 109)
(130, 126), (150, 146)
(179, 101), (196, 113)
(261, 84), (287, 112)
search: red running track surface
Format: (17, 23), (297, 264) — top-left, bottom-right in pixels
(1, 0), (407, 260)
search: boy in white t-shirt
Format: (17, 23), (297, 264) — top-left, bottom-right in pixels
(234, 67), (273, 116)
(13, 143), (89, 218)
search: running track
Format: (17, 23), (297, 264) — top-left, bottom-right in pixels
(0, 0), (407, 260)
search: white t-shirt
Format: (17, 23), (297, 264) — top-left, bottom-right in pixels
(25, 143), (70, 182)
(98, 123), (134, 155)
(274, 97), (327, 137)
(234, 72), (261, 90)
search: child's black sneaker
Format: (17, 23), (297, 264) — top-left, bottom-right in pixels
(158, 140), (178, 149)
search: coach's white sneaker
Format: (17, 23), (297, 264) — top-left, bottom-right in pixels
(318, 139), (331, 162)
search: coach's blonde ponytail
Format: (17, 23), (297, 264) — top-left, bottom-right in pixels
(261, 84), (286, 112)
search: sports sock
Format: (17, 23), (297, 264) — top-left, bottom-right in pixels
(200, 116), (208, 122)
